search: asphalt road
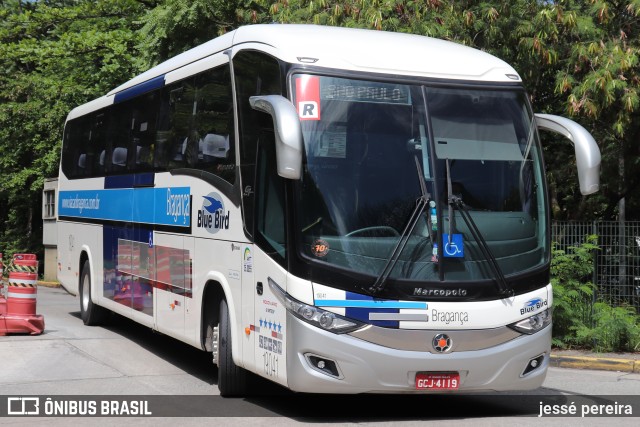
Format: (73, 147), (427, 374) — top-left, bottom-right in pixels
(0, 285), (638, 426)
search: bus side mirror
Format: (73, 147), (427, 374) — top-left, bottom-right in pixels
(249, 95), (303, 180)
(535, 113), (601, 195)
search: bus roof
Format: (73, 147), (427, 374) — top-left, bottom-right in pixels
(70, 24), (521, 119)
(111, 24), (521, 93)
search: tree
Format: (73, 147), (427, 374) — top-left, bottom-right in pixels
(260, 1), (640, 220)
(0, 0), (153, 257)
(451, 0), (640, 221)
(550, 0), (640, 220)
(2, 0), (639, 265)
(138, 0), (263, 66)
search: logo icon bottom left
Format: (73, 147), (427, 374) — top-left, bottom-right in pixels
(432, 333), (452, 353)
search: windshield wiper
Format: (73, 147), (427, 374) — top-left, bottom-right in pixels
(445, 159), (513, 297)
(369, 156), (429, 294)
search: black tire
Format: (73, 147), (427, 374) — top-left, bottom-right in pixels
(79, 262), (109, 326)
(217, 298), (248, 397)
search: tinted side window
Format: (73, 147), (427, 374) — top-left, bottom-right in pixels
(107, 91), (159, 174)
(234, 51), (282, 166)
(155, 63), (235, 183)
(62, 63), (235, 180)
(233, 50), (283, 237)
(191, 66), (235, 182)
(156, 80), (195, 171)
(256, 132), (286, 264)
(61, 116), (89, 178)
(90, 112), (108, 176)
(62, 111), (108, 179)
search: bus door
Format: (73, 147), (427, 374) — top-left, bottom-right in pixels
(251, 134), (288, 386)
(252, 248), (287, 386)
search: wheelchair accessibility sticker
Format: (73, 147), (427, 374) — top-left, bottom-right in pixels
(442, 234), (464, 258)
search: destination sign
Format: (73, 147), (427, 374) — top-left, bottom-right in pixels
(296, 74), (410, 105)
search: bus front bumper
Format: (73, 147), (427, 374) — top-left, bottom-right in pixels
(284, 312), (551, 394)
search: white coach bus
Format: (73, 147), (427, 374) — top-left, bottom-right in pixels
(57, 24), (600, 396)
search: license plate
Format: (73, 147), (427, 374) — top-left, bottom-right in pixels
(415, 372), (460, 390)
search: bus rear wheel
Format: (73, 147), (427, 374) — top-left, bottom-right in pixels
(79, 262), (109, 326)
(216, 298), (248, 397)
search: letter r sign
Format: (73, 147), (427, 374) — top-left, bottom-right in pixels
(296, 76), (321, 121)
(298, 101), (319, 119)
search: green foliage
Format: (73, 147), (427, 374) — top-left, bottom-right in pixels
(2, 0), (640, 277)
(270, 0), (640, 221)
(0, 0), (153, 256)
(138, 0), (257, 66)
(550, 236), (598, 348)
(575, 302), (640, 352)
(526, 0), (640, 220)
(551, 236), (640, 352)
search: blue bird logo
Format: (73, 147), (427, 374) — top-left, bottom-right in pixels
(525, 298), (542, 307)
(202, 196), (223, 214)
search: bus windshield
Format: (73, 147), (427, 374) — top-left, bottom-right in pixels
(294, 74), (547, 284)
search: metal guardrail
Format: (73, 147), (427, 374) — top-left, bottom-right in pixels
(552, 221), (640, 311)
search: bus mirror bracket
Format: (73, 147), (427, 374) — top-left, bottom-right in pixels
(535, 113), (601, 195)
(249, 95), (304, 180)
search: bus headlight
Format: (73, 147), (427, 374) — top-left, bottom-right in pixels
(269, 278), (365, 334)
(508, 309), (552, 334)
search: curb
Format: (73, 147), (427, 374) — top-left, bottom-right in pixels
(550, 353), (640, 373)
(37, 281), (62, 288)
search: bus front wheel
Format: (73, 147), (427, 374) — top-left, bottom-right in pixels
(216, 298), (248, 397)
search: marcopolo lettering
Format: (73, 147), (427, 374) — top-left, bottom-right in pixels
(413, 288), (468, 297)
(198, 193), (230, 234)
(520, 298), (548, 315)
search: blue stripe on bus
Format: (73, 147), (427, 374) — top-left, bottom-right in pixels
(343, 292), (398, 328)
(114, 75), (165, 104)
(58, 187), (191, 227)
(134, 173), (155, 187)
(315, 299), (428, 309)
(315, 293), (428, 329)
(105, 175), (134, 189)
(105, 173), (154, 189)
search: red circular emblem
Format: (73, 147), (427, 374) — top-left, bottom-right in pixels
(311, 239), (330, 257)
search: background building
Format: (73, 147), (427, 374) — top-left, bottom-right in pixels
(42, 177), (58, 282)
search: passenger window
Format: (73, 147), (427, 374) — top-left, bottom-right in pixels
(131, 92), (158, 172)
(233, 50), (283, 237)
(107, 102), (132, 173)
(63, 63), (234, 180)
(191, 66), (235, 182)
(90, 112), (108, 176)
(107, 91), (159, 174)
(156, 83), (193, 171)
(61, 115), (91, 178)
(156, 63), (235, 183)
